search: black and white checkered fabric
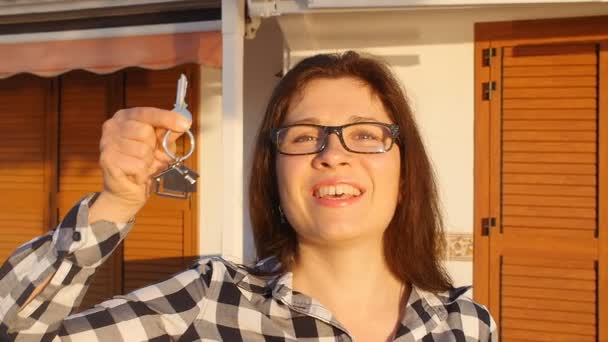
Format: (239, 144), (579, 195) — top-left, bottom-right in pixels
(0, 194), (496, 341)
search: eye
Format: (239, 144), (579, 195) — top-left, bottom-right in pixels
(282, 126), (320, 144)
(292, 135), (318, 143)
(352, 130), (380, 141)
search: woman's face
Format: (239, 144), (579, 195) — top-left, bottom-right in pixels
(276, 77), (401, 246)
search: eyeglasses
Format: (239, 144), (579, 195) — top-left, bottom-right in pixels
(271, 122), (400, 155)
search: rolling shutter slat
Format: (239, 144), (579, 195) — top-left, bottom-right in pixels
(503, 109), (596, 120)
(503, 65), (596, 77)
(493, 43), (600, 341)
(0, 75), (49, 263)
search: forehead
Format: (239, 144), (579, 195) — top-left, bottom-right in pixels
(284, 77), (392, 125)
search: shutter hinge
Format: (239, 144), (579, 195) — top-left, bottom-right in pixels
(482, 81), (496, 101)
(482, 48), (496, 67)
(481, 217), (496, 236)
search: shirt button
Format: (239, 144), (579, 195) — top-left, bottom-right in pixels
(73, 231), (82, 242)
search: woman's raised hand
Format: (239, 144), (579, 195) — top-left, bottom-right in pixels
(90, 107), (191, 222)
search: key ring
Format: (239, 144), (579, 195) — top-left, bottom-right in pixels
(162, 129), (195, 162)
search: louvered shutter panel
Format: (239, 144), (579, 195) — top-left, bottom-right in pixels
(0, 75), (51, 263)
(491, 43), (599, 340)
(501, 257), (596, 341)
(57, 71), (122, 310)
(123, 66), (198, 292)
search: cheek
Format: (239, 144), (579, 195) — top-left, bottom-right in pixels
(275, 157), (290, 200)
(369, 150), (401, 198)
(275, 156), (307, 201)
(389, 151), (402, 189)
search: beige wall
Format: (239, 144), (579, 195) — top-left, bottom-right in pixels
(243, 17), (284, 262)
(262, 3), (608, 286)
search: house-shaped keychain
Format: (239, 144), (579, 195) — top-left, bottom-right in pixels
(153, 162), (199, 199)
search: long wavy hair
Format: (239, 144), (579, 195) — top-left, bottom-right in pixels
(249, 51), (453, 292)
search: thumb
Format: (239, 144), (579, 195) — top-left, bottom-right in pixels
(123, 107), (191, 133)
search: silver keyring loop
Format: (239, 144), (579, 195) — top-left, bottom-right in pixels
(162, 129), (195, 162)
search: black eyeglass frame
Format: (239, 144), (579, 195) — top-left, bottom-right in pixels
(270, 122), (400, 156)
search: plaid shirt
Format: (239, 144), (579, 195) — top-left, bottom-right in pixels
(0, 194), (497, 341)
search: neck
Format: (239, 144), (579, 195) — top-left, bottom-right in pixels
(291, 234), (404, 308)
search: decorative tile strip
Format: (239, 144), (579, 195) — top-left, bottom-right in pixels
(446, 233), (473, 261)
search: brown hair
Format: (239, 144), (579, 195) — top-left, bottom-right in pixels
(249, 51), (453, 293)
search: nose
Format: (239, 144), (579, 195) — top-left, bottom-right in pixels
(312, 133), (351, 169)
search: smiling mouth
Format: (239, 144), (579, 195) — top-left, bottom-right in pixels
(313, 183), (363, 199)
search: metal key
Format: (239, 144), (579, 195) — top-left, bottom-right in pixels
(153, 74), (199, 199)
(173, 73), (192, 121)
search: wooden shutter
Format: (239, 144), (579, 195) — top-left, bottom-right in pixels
(487, 43), (601, 340)
(0, 67), (200, 305)
(0, 75), (53, 263)
(56, 71), (123, 310)
(122, 65), (199, 292)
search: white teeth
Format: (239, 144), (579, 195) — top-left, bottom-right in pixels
(314, 184), (362, 198)
(328, 186), (336, 196)
(337, 185), (344, 195)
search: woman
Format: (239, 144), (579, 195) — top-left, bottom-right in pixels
(0, 51), (495, 341)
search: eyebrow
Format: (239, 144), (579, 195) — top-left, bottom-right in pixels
(286, 115), (381, 125)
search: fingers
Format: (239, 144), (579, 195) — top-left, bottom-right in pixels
(120, 120), (157, 146)
(149, 158), (170, 176)
(115, 107), (191, 133)
(100, 118), (155, 153)
(101, 138), (175, 182)
(101, 146), (152, 185)
(154, 148), (174, 164)
(100, 147), (171, 190)
(117, 137), (155, 164)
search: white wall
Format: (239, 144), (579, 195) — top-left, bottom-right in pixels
(271, 3), (608, 286)
(242, 17), (284, 263)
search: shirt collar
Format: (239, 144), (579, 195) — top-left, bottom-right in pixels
(236, 256), (306, 307)
(236, 256), (347, 330)
(234, 256), (469, 340)
(230, 256), (280, 297)
(394, 286), (472, 340)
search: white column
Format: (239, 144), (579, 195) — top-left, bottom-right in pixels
(197, 65), (223, 257)
(221, 0), (245, 262)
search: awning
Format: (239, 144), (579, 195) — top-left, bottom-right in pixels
(0, 31), (222, 79)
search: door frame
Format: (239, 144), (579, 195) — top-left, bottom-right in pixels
(473, 14), (608, 339)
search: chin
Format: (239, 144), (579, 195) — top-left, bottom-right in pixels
(307, 222), (378, 245)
